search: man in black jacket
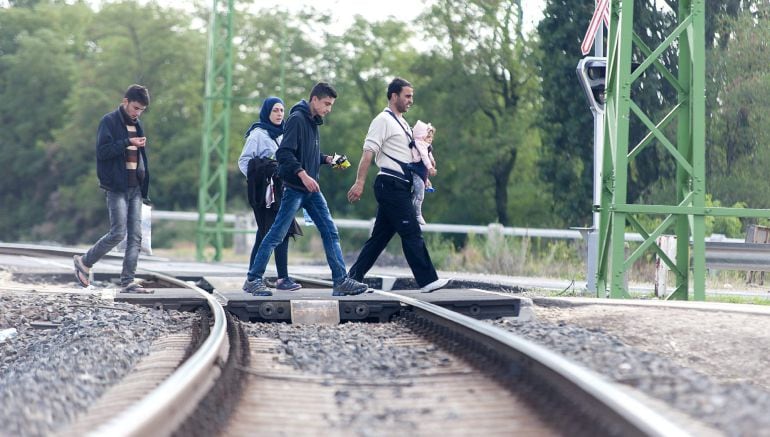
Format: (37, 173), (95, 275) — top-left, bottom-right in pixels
(73, 84), (151, 293)
(243, 82), (368, 296)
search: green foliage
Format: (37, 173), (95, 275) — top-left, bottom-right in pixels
(703, 196), (745, 238)
(415, 0), (547, 226)
(707, 7), (770, 212)
(536, 0), (596, 227)
(0, 1), (206, 243)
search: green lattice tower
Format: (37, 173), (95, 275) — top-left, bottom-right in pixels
(597, 0), (770, 300)
(196, 0), (234, 261)
(597, 0), (706, 300)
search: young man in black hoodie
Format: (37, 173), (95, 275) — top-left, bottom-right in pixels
(73, 84), (152, 293)
(243, 82), (368, 296)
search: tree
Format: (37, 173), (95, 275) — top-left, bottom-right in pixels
(0, 5), (78, 240)
(536, 0), (596, 227)
(0, 1), (208, 243)
(419, 0), (540, 226)
(707, 7), (770, 209)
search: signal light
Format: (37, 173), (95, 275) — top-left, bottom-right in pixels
(577, 56), (607, 113)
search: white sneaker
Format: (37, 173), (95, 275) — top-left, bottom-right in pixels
(421, 278), (451, 293)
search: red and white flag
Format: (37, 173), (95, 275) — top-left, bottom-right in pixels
(581, 0), (610, 55)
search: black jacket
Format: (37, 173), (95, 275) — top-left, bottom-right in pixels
(277, 100), (329, 192)
(247, 157), (302, 238)
(95, 106), (150, 199)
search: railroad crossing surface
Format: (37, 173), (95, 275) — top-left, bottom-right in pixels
(0, 247), (527, 323)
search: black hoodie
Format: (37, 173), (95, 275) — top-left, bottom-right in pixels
(95, 106), (150, 199)
(277, 99), (330, 192)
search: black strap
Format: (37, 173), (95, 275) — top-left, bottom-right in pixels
(385, 110), (414, 148)
(380, 167), (411, 183)
(381, 151), (413, 183)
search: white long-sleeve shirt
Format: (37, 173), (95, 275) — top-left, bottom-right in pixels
(363, 109), (415, 178)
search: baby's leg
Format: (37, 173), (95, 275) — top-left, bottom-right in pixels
(412, 174), (426, 224)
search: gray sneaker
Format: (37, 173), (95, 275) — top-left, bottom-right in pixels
(332, 277), (368, 296)
(244, 278), (272, 296)
(121, 281), (154, 294)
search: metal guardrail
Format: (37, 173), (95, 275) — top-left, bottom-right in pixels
(705, 242), (770, 271)
(151, 210), (636, 241)
(153, 209), (747, 243)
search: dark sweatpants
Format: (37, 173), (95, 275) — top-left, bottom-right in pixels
(348, 174), (439, 287)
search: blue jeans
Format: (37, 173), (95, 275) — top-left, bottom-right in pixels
(248, 187), (347, 283)
(83, 187), (143, 285)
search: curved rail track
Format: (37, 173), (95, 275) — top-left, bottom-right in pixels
(0, 244), (688, 436)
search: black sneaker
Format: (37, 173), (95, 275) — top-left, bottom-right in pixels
(332, 277), (368, 296)
(276, 277), (302, 291)
(244, 278), (272, 296)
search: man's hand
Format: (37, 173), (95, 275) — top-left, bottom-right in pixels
(347, 150), (374, 203)
(429, 167), (437, 177)
(129, 137), (146, 148)
(347, 180), (364, 203)
(298, 171), (320, 192)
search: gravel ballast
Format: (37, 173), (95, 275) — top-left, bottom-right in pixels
(0, 290), (196, 436)
(497, 302), (770, 437)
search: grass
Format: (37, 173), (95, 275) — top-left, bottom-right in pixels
(706, 295), (770, 305)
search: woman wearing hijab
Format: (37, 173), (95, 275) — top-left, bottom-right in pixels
(238, 96), (303, 293)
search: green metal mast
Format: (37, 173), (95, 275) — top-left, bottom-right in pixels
(597, 0), (706, 299)
(196, 0), (235, 261)
(597, 0), (770, 300)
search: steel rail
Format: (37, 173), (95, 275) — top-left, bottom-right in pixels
(375, 290), (690, 437)
(89, 269), (229, 437)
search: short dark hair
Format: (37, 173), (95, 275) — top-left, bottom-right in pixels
(124, 84), (150, 106)
(387, 77), (412, 100)
(309, 82), (337, 100)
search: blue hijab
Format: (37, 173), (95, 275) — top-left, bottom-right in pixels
(244, 96), (284, 140)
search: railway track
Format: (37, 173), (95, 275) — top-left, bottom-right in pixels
(0, 244), (688, 436)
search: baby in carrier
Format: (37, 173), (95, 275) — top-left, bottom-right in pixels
(410, 120), (437, 225)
